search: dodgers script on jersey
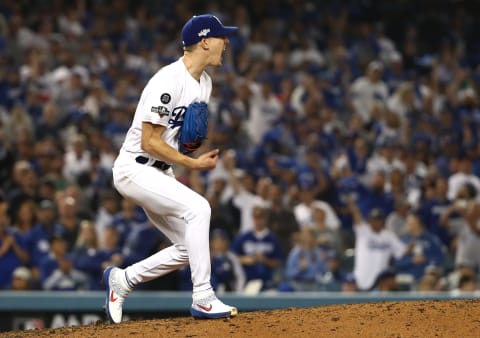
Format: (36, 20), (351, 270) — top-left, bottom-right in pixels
(118, 57), (212, 164)
(353, 222), (406, 290)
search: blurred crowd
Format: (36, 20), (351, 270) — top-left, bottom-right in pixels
(1, 0), (480, 295)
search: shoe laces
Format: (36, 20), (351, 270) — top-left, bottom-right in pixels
(110, 270), (131, 303)
(193, 292), (218, 306)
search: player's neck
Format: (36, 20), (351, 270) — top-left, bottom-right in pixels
(182, 54), (207, 81)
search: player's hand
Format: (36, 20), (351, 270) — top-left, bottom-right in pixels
(242, 255), (256, 265)
(194, 149), (219, 170)
(413, 254), (426, 265)
(299, 256), (309, 270)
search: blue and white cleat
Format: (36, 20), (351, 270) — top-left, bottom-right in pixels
(191, 291), (238, 319)
(103, 266), (132, 323)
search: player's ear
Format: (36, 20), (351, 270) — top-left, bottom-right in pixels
(200, 38), (209, 50)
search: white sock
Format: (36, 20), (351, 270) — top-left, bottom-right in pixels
(192, 287), (214, 301)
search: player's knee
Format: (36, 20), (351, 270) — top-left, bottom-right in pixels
(189, 196), (211, 219)
(174, 244), (189, 262)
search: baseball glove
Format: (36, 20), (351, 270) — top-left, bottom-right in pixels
(179, 101), (209, 154)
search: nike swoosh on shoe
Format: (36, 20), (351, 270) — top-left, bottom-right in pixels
(197, 304), (212, 312)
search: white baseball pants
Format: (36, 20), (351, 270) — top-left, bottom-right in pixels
(112, 153), (212, 293)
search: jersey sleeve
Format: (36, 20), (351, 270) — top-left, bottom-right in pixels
(137, 75), (177, 127)
(390, 232), (407, 259)
(353, 221), (370, 236)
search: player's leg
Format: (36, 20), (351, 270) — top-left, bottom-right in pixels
(108, 164), (236, 319)
(102, 211), (190, 324)
(124, 211), (237, 318)
(114, 166), (213, 292)
(107, 166), (237, 318)
(123, 212), (190, 284)
(153, 215), (237, 319)
(105, 164), (198, 323)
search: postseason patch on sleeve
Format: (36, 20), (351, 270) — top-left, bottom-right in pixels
(151, 105), (170, 117)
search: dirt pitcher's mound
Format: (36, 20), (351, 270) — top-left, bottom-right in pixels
(1, 299), (480, 337)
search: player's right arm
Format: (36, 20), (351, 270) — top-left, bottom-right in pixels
(346, 196), (363, 226)
(222, 149), (244, 194)
(141, 122), (219, 170)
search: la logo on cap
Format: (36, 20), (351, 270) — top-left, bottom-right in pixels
(198, 29), (210, 37)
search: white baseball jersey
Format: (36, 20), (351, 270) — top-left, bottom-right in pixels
(118, 57), (212, 164)
(353, 222), (406, 290)
(350, 77), (388, 123)
(112, 57), (215, 295)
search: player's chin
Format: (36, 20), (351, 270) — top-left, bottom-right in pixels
(212, 57), (223, 67)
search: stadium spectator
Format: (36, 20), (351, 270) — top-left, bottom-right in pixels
(447, 154), (480, 201)
(26, 199), (64, 273)
(109, 197), (145, 248)
(6, 160), (39, 212)
(454, 200), (480, 275)
(210, 229), (245, 293)
(417, 273), (440, 292)
(385, 198), (410, 237)
(76, 150), (113, 212)
(349, 60), (388, 127)
(386, 82), (415, 122)
(365, 139), (404, 178)
(56, 194), (81, 251)
(35, 102), (62, 141)
(394, 213), (445, 283)
(70, 220), (106, 290)
(245, 80), (283, 145)
(349, 199), (406, 291)
(0, 194), (30, 289)
(454, 274), (478, 293)
(417, 176), (453, 248)
(293, 169), (340, 229)
(265, 182), (299, 255)
(317, 250), (348, 291)
(95, 190), (120, 248)
(385, 166), (407, 199)
(283, 228), (328, 292)
(310, 201), (344, 253)
(62, 133), (91, 183)
(341, 273), (358, 293)
(10, 266), (33, 291)
(37, 176), (57, 202)
(10, 198), (37, 241)
(439, 182), (478, 246)
(346, 136), (369, 176)
(231, 205), (283, 291)
(99, 226), (124, 270)
(330, 153), (365, 241)
(203, 170), (239, 240)
(372, 269), (399, 292)
(39, 232), (88, 291)
(356, 169), (394, 220)
(223, 149), (269, 234)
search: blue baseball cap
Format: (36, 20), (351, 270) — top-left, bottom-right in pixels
(181, 14), (238, 46)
